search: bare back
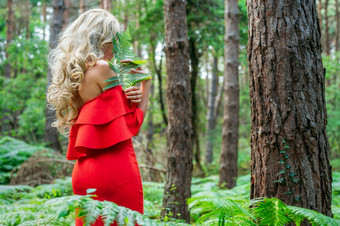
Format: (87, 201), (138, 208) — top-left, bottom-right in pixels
(76, 59), (117, 108)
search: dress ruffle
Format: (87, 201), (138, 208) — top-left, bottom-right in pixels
(66, 85), (144, 160)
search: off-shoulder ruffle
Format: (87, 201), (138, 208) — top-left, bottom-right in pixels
(66, 86), (144, 160)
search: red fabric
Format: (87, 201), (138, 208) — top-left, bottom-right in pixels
(67, 85), (144, 160)
(67, 86), (144, 225)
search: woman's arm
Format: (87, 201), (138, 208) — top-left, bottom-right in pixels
(124, 78), (151, 117)
(137, 79), (151, 116)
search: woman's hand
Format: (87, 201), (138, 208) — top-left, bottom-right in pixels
(124, 86), (142, 103)
(120, 59), (151, 115)
(121, 59), (148, 104)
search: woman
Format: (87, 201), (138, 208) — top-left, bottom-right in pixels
(47, 9), (151, 225)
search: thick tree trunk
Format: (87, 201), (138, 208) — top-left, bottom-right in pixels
(5, 0), (13, 78)
(247, 0), (332, 216)
(324, 0), (330, 55)
(162, 0), (192, 222)
(219, 0), (239, 189)
(45, 0), (65, 152)
(318, 0), (323, 50)
(205, 55), (219, 164)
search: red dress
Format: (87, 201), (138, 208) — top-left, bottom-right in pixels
(66, 85), (144, 225)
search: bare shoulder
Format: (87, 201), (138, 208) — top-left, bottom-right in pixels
(86, 59), (117, 90)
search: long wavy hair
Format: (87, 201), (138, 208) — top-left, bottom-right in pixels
(47, 9), (120, 135)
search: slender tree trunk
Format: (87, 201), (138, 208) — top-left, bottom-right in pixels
(5, 0), (13, 78)
(247, 0), (332, 216)
(42, 2), (47, 41)
(45, 0), (65, 152)
(123, 1), (129, 30)
(100, 0), (112, 11)
(79, 0), (85, 14)
(25, 0), (30, 39)
(63, 0), (70, 30)
(134, 0), (142, 57)
(325, 0), (330, 55)
(189, 38), (204, 176)
(150, 41), (168, 126)
(219, 0), (239, 189)
(144, 82), (162, 182)
(205, 55), (219, 164)
(2, 0), (14, 134)
(336, 0), (339, 51)
(162, 0), (192, 222)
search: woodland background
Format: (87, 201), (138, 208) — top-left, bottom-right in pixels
(0, 0), (339, 225)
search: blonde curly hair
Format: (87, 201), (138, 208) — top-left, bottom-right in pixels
(47, 9), (120, 135)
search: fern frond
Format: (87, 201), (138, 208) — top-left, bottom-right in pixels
(101, 201), (119, 226)
(287, 205), (340, 226)
(77, 196), (103, 226)
(104, 27), (152, 91)
(250, 197), (292, 226)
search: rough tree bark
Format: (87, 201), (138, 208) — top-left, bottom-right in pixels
(45, 0), (65, 152)
(219, 0), (240, 189)
(205, 55), (219, 164)
(161, 0), (192, 222)
(247, 0), (332, 216)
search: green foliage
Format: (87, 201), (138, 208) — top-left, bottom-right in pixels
(0, 37), (48, 143)
(323, 52), (340, 170)
(104, 28), (152, 91)
(0, 136), (44, 184)
(1, 172), (340, 225)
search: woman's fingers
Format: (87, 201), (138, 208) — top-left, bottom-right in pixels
(124, 86), (140, 93)
(120, 59), (133, 63)
(129, 68), (148, 74)
(125, 86), (142, 103)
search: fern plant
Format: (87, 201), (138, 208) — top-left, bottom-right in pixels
(104, 28), (152, 91)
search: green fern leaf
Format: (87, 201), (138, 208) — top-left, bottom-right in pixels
(104, 27), (152, 91)
(101, 201), (119, 226)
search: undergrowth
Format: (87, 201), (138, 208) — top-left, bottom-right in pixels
(0, 174), (339, 225)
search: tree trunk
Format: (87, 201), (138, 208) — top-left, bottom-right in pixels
(63, 0), (71, 29)
(150, 41), (168, 126)
(318, 0), (323, 51)
(100, 0), (112, 11)
(25, 0), (30, 39)
(5, 0), (13, 78)
(189, 38), (204, 176)
(79, 0), (85, 14)
(219, 0), (239, 189)
(324, 0), (330, 55)
(45, 0), (65, 152)
(205, 55), (219, 164)
(162, 0), (192, 222)
(42, 2), (47, 40)
(247, 0), (332, 216)
(336, 0), (339, 52)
